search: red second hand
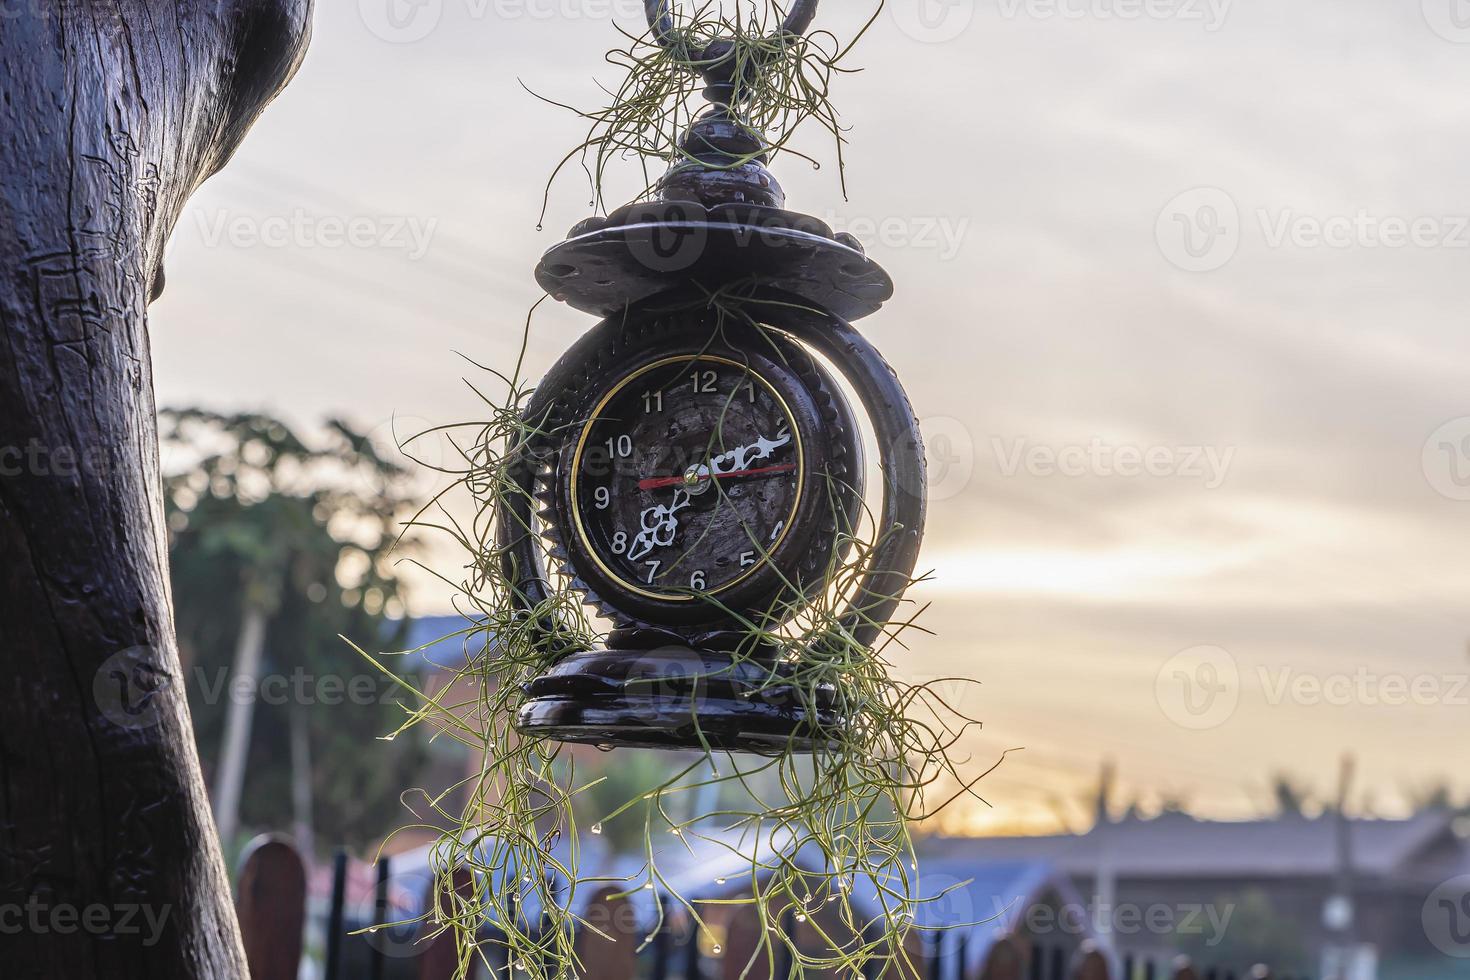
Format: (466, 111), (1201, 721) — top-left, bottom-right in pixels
(638, 463), (796, 492)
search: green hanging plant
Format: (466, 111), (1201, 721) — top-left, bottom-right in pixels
(357, 291), (1000, 980)
(354, 6), (1007, 979)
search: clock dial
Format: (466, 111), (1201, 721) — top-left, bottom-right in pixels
(570, 355), (802, 600)
(541, 315), (864, 631)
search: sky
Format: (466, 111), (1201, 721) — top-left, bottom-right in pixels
(149, 0), (1470, 834)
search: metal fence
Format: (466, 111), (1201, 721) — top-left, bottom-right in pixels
(234, 838), (1307, 980)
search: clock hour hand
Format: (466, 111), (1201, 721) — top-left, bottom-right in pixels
(626, 488), (691, 562)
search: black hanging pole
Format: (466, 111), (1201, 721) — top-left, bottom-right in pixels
(643, 0), (818, 47)
(324, 850), (349, 980)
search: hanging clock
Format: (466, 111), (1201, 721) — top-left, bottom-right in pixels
(503, 0), (928, 751)
(502, 297), (925, 751)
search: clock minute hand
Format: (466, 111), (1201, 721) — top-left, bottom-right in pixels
(708, 430), (792, 478)
(637, 463), (797, 492)
(635, 431), (795, 492)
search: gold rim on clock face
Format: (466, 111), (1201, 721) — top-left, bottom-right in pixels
(567, 354), (806, 603)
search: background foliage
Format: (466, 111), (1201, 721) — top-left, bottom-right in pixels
(161, 408), (426, 853)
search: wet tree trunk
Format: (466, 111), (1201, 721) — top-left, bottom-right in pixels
(0, 3), (311, 976)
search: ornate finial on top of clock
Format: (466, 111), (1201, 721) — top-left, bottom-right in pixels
(644, 0), (819, 209)
(534, 0), (895, 322)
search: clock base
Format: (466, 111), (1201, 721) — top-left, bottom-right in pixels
(515, 645), (841, 753)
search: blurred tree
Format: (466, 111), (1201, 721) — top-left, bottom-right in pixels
(1117, 789), (1193, 823)
(572, 752), (690, 855)
(160, 408), (426, 855)
(1404, 781), (1466, 814)
(1175, 888), (1308, 975)
(1270, 773), (1318, 817)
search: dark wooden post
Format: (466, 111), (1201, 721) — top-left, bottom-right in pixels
(980, 935), (1027, 980)
(0, 3), (310, 976)
(235, 836), (307, 980)
(370, 857), (391, 980)
(684, 925), (702, 980)
(325, 850), (350, 980)
(1169, 958), (1199, 980)
(926, 931), (944, 980)
(681, 910), (702, 980)
(651, 898), (673, 980)
(776, 905), (797, 980)
(577, 886), (639, 980)
(1070, 944), (1110, 980)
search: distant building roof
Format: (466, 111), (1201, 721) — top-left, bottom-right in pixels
(920, 810), (1464, 884)
(388, 613), (485, 671)
(895, 857), (1089, 974)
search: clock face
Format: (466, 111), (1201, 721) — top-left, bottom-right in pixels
(569, 355), (803, 602)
